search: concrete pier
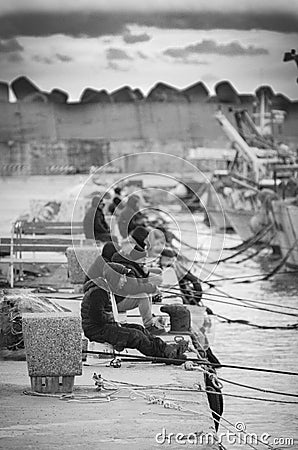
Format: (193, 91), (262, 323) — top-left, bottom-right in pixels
(0, 359), (220, 449)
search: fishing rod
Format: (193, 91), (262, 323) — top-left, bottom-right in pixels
(160, 294), (298, 328)
(213, 312), (298, 330)
(84, 350), (298, 376)
(202, 279), (296, 312)
(203, 283), (298, 313)
(208, 269), (298, 283)
(160, 287), (298, 317)
(218, 376), (298, 398)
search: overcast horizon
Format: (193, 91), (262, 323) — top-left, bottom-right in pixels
(1, 0), (298, 101)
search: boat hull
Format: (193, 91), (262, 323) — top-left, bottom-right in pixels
(206, 207), (232, 231)
(225, 209), (255, 241)
(272, 200), (298, 268)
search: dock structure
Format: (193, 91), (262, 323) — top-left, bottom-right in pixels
(0, 358), (220, 449)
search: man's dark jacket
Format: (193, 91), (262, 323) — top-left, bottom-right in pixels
(83, 205), (110, 240)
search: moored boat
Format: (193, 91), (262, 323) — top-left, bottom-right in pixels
(225, 208), (255, 241)
(272, 198), (298, 268)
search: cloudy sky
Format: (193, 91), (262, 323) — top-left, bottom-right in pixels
(1, 0), (298, 101)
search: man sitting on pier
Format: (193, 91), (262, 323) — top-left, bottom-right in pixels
(81, 263), (188, 362)
(84, 235), (164, 333)
(117, 195), (148, 238)
(112, 242), (165, 334)
(108, 187), (123, 215)
(83, 196), (112, 242)
(85, 241), (120, 283)
(159, 248), (203, 305)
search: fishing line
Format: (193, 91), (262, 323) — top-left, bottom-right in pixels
(160, 285), (298, 315)
(202, 283), (298, 314)
(218, 377), (298, 398)
(200, 293), (298, 317)
(159, 297), (298, 328)
(213, 312), (298, 330)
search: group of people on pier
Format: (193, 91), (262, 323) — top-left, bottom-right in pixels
(81, 189), (218, 365)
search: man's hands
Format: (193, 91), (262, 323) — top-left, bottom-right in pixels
(148, 267), (163, 286)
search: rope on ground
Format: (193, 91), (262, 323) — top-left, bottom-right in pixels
(89, 375), (272, 449)
(94, 376), (283, 449)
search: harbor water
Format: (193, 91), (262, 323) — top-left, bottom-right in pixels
(175, 214), (298, 449)
(1, 175), (298, 449)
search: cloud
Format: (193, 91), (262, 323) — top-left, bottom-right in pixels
(32, 54), (53, 64)
(32, 53), (74, 64)
(164, 39), (268, 58)
(123, 28), (151, 44)
(201, 73), (218, 82)
(0, 37), (23, 53)
(136, 51), (148, 59)
(173, 58), (209, 65)
(106, 47), (132, 60)
(0, 9), (297, 39)
(106, 60), (129, 71)
(6, 52), (24, 62)
(0, 0), (295, 15)
(55, 53), (73, 62)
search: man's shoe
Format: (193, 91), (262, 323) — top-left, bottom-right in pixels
(163, 338), (189, 364)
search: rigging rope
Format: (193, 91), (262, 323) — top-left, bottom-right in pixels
(261, 239), (298, 281)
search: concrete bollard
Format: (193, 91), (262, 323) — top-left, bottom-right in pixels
(22, 312), (82, 393)
(66, 246), (101, 284)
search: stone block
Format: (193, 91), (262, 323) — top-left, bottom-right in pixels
(66, 246), (101, 284)
(22, 312), (82, 377)
(49, 88), (68, 104)
(0, 82), (9, 102)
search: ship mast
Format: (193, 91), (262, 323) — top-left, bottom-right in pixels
(215, 110), (264, 182)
